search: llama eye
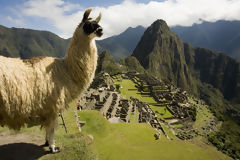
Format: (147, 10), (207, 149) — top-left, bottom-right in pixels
(83, 21), (97, 35)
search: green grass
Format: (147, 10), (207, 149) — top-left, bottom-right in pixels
(40, 100), (97, 160)
(161, 123), (176, 139)
(79, 110), (231, 160)
(172, 123), (184, 128)
(150, 105), (173, 119)
(189, 97), (215, 132)
(114, 78), (175, 138)
(194, 105), (214, 129)
(114, 79), (155, 103)
(114, 78), (173, 121)
(0, 100), (97, 160)
(129, 108), (139, 123)
(112, 77), (232, 160)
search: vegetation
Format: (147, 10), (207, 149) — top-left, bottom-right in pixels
(78, 110), (231, 160)
(0, 25), (69, 58)
(150, 105), (173, 119)
(96, 51), (126, 75)
(119, 56), (146, 74)
(131, 19), (240, 159)
(207, 121), (240, 159)
(1, 19), (239, 160)
(112, 74), (236, 159)
(40, 100), (97, 160)
(113, 76), (174, 120)
(114, 78), (155, 103)
(0, 100), (97, 160)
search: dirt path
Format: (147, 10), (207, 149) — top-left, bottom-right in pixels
(0, 130), (49, 160)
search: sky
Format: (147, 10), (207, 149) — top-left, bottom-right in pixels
(1, 0), (240, 39)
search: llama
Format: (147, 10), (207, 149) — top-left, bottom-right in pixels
(0, 8), (103, 153)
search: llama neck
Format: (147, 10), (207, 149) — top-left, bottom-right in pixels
(64, 32), (98, 85)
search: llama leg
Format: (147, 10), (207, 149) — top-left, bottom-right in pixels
(44, 128), (49, 146)
(46, 117), (60, 153)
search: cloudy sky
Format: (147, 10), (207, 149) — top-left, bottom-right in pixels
(1, 0), (240, 39)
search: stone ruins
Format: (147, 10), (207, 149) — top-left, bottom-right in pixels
(78, 72), (207, 140)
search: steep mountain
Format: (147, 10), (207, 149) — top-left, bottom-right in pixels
(171, 20), (240, 60)
(96, 26), (145, 61)
(0, 24), (145, 61)
(133, 19), (240, 102)
(184, 45), (240, 102)
(132, 19), (240, 159)
(132, 20), (192, 91)
(0, 25), (70, 59)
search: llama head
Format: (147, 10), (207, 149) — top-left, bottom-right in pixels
(79, 8), (103, 39)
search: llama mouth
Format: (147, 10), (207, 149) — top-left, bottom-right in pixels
(96, 31), (103, 37)
(95, 27), (103, 37)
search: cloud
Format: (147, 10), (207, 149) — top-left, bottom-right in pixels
(10, 0), (240, 39)
(20, 0), (83, 38)
(97, 0), (240, 38)
(6, 16), (25, 26)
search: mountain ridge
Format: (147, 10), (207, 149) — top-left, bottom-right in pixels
(97, 25), (145, 61)
(132, 19), (191, 91)
(172, 20), (240, 60)
(0, 21), (240, 159)
(133, 19), (240, 102)
(0, 24), (70, 58)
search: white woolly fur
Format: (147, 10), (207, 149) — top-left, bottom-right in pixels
(0, 11), (99, 131)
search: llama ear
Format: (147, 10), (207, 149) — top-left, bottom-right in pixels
(82, 8), (92, 22)
(95, 12), (102, 23)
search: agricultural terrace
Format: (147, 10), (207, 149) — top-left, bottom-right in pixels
(78, 110), (231, 160)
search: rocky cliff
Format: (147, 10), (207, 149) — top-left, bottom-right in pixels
(132, 20), (240, 103)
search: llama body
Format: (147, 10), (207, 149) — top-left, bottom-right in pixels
(0, 8), (102, 152)
(0, 41), (97, 129)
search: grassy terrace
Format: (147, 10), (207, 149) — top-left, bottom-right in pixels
(150, 105), (173, 119)
(129, 110), (139, 123)
(115, 79), (155, 103)
(113, 76), (177, 138)
(188, 97), (218, 134)
(79, 110), (231, 160)
(113, 77), (174, 120)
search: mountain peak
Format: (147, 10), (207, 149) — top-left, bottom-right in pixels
(132, 19), (189, 89)
(123, 25), (145, 34)
(152, 19), (168, 26)
(132, 19), (180, 65)
(149, 19), (170, 33)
